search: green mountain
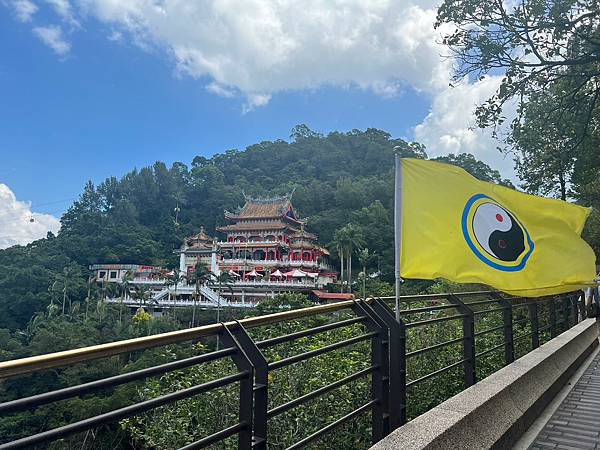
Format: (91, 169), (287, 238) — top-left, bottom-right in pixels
(0, 126), (513, 331)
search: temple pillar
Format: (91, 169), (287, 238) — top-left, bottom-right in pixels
(179, 248), (186, 273)
(211, 245), (219, 275)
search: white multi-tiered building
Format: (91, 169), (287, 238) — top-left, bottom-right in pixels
(92, 194), (337, 310)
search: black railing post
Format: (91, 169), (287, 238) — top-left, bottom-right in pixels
(228, 323), (269, 450)
(549, 297), (557, 338)
(580, 292), (588, 320)
(371, 298), (407, 428)
(220, 324), (255, 450)
(571, 295), (580, 325)
(448, 294), (476, 387)
(492, 293), (514, 365)
(528, 301), (540, 349)
(352, 301), (388, 442)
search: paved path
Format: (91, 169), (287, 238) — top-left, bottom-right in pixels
(530, 351), (600, 450)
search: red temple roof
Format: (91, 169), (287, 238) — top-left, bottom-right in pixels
(311, 290), (354, 301)
(216, 222), (291, 232)
(224, 194), (303, 223)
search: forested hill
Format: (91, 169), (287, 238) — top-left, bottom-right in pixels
(0, 126), (513, 330)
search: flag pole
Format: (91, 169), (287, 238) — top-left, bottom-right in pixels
(393, 147), (403, 321)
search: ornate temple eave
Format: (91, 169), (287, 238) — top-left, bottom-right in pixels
(219, 242), (286, 248)
(216, 223), (292, 232)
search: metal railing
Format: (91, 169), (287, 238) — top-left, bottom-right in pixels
(0, 291), (586, 449)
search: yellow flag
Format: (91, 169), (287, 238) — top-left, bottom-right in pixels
(400, 158), (597, 297)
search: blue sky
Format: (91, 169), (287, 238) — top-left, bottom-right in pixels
(0, 0), (510, 248)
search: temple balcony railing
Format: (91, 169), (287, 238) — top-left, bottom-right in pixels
(220, 258), (281, 266)
(218, 240), (290, 247)
(1, 291), (585, 450)
(104, 297), (257, 308)
(231, 279), (318, 288)
(219, 259), (323, 269)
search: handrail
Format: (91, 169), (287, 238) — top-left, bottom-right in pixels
(0, 290), (584, 450)
(0, 290), (571, 379)
(0, 298), (364, 379)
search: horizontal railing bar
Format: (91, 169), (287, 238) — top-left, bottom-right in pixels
(285, 400), (377, 450)
(475, 341), (507, 358)
(268, 332), (378, 370)
(0, 299), (367, 379)
(0, 371), (249, 450)
(379, 291), (496, 302)
(256, 317), (366, 348)
(268, 365), (377, 418)
(474, 324), (506, 337)
(0, 347), (236, 414)
(178, 422), (247, 450)
(405, 314), (467, 329)
(473, 306), (508, 316)
(406, 337), (465, 359)
(399, 303), (459, 315)
(406, 359), (467, 388)
(463, 298), (503, 307)
(1, 291), (576, 380)
(512, 300), (539, 309)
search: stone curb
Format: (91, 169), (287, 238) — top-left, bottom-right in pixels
(370, 319), (599, 450)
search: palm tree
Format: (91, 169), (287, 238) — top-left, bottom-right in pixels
(132, 285), (152, 309)
(341, 224), (365, 294)
(210, 271), (235, 349)
(330, 231), (348, 292)
(187, 263), (214, 327)
(358, 248), (375, 300)
(166, 268), (186, 310)
(331, 224), (365, 293)
(118, 270), (135, 325)
(84, 275), (101, 321)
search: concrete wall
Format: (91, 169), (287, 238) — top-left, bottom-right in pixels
(370, 319), (599, 450)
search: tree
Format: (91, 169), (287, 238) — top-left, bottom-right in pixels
(118, 270), (135, 324)
(436, 0), (600, 140)
(132, 285), (152, 309)
(333, 224), (365, 294)
(210, 271), (235, 349)
(211, 272), (234, 323)
(433, 153), (514, 187)
(290, 124), (323, 142)
(357, 248), (375, 300)
(186, 263), (214, 327)
(329, 234), (346, 292)
(165, 268), (186, 309)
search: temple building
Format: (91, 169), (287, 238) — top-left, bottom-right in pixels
(176, 226), (219, 275)
(93, 193), (337, 309)
(183, 193), (336, 304)
(216, 194), (332, 276)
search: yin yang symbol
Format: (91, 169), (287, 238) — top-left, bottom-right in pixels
(462, 194), (534, 272)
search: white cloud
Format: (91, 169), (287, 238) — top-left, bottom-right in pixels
(46, 0), (80, 27)
(107, 29), (122, 42)
(414, 76), (517, 179)
(0, 184), (61, 249)
(32, 25), (71, 56)
(79, 0), (454, 107)
(7, 0), (511, 177)
(206, 82), (235, 98)
(8, 0), (38, 22)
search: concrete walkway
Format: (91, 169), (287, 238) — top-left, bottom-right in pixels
(527, 347), (600, 450)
